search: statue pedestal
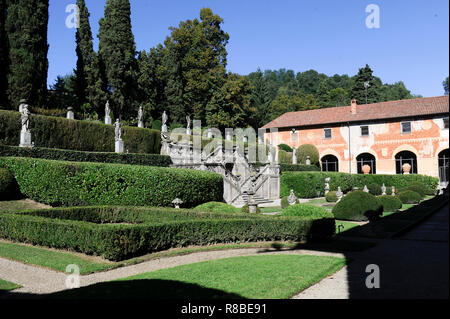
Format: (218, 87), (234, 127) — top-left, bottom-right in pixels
(105, 116), (112, 125)
(115, 140), (124, 153)
(19, 131), (32, 148)
(67, 111), (74, 120)
(138, 121), (144, 128)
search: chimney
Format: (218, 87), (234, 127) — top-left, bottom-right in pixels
(351, 99), (357, 114)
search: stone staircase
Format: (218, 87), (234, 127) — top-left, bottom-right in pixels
(233, 193), (274, 206)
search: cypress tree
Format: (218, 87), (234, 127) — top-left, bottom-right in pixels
(98, 0), (138, 119)
(0, 0), (8, 107)
(351, 64), (380, 104)
(75, 0), (105, 114)
(5, 0), (49, 108)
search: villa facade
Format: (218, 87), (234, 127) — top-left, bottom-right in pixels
(262, 96), (449, 182)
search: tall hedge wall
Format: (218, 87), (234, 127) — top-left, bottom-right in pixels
(281, 171), (439, 198)
(0, 145), (171, 167)
(0, 157), (223, 207)
(0, 206), (335, 261)
(0, 110), (161, 154)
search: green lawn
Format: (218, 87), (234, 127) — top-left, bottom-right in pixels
(0, 241), (114, 275)
(336, 221), (360, 234)
(0, 199), (51, 213)
(0, 278), (21, 292)
(49, 255), (346, 299)
(260, 206), (282, 213)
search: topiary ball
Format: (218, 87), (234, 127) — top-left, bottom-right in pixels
(296, 144), (320, 166)
(397, 190), (422, 204)
(326, 191), (338, 203)
(379, 195), (403, 212)
(281, 196), (290, 209)
(278, 144), (293, 153)
(282, 204), (333, 219)
(332, 191), (383, 221)
(278, 150), (293, 164)
(194, 202), (239, 214)
(367, 183), (382, 196)
(405, 183), (427, 199)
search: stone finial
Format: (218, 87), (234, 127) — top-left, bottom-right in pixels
(288, 189), (297, 205)
(381, 183), (387, 196)
(391, 186), (396, 196)
(336, 187), (343, 202)
(172, 198), (183, 209)
(363, 185), (369, 193)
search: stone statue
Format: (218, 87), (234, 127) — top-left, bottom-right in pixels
(392, 186), (396, 196)
(324, 177), (331, 195)
(21, 103), (30, 133)
(114, 119), (122, 141)
(162, 111), (168, 133)
(105, 101), (112, 125)
(186, 115), (191, 135)
(336, 187), (343, 202)
(138, 106), (144, 128)
(288, 190), (297, 205)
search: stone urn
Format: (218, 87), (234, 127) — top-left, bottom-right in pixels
(402, 163), (411, 175)
(362, 165), (371, 175)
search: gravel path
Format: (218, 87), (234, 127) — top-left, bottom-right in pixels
(0, 247), (345, 297)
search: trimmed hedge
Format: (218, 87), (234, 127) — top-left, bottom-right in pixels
(279, 164), (321, 172)
(278, 150), (293, 164)
(278, 144), (293, 152)
(0, 145), (172, 167)
(282, 204), (334, 219)
(194, 202), (239, 214)
(368, 183), (382, 196)
(405, 183), (428, 198)
(0, 157), (223, 208)
(296, 144), (320, 166)
(0, 168), (20, 200)
(332, 191), (383, 221)
(0, 110), (161, 154)
(379, 196), (403, 212)
(281, 171), (439, 198)
(397, 190), (422, 204)
(0, 206), (336, 261)
(325, 191), (338, 203)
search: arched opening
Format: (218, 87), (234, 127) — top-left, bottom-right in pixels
(438, 149), (449, 184)
(357, 153), (376, 174)
(395, 151), (418, 174)
(321, 155), (339, 172)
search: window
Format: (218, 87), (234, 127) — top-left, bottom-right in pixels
(361, 126), (369, 136)
(401, 122), (412, 134)
(324, 128), (332, 139)
(444, 117), (449, 129)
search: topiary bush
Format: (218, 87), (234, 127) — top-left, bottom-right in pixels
(281, 196), (293, 209)
(397, 190), (422, 204)
(296, 144), (320, 166)
(379, 196), (403, 212)
(278, 150), (293, 164)
(332, 191), (383, 221)
(282, 204), (334, 219)
(278, 144), (293, 152)
(0, 168), (20, 200)
(194, 202), (239, 214)
(406, 183), (428, 198)
(0, 157), (223, 208)
(367, 183), (382, 196)
(325, 191), (338, 203)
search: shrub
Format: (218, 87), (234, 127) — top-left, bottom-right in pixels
(281, 196), (290, 209)
(194, 202), (239, 214)
(332, 191), (383, 221)
(367, 183), (382, 196)
(151, 120), (162, 131)
(0, 168), (20, 200)
(397, 190), (422, 204)
(406, 183), (428, 198)
(296, 144), (320, 166)
(282, 204), (334, 219)
(279, 164), (320, 173)
(241, 204), (262, 214)
(280, 171), (439, 199)
(0, 110), (161, 154)
(0, 145), (171, 167)
(278, 144), (293, 152)
(0, 157), (223, 208)
(278, 150), (293, 164)
(379, 196), (403, 212)
(0, 206), (336, 261)
(326, 191), (338, 203)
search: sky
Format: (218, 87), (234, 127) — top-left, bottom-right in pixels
(48, 0), (449, 97)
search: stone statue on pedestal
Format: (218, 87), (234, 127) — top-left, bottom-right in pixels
(288, 190), (297, 205)
(105, 101), (112, 125)
(162, 111), (168, 133)
(138, 106), (144, 128)
(19, 102), (32, 148)
(114, 119), (124, 153)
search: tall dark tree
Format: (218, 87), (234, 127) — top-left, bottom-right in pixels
(74, 0), (105, 114)
(443, 77), (449, 95)
(248, 68), (271, 128)
(0, 0), (8, 107)
(98, 0), (138, 119)
(5, 0), (49, 108)
(351, 64), (380, 104)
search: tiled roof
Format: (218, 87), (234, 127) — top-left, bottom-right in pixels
(262, 95), (449, 129)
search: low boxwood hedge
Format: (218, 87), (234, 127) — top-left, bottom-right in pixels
(0, 110), (161, 154)
(0, 145), (171, 167)
(0, 157), (223, 208)
(397, 190), (422, 204)
(279, 164), (321, 172)
(194, 202), (239, 214)
(281, 172), (439, 198)
(379, 195), (403, 212)
(0, 206), (336, 261)
(332, 191), (383, 221)
(405, 183), (428, 198)
(368, 183), (382, 196)
(282, 204), (334, 219)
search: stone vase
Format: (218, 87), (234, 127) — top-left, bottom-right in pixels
(362, 165), (371, 175)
